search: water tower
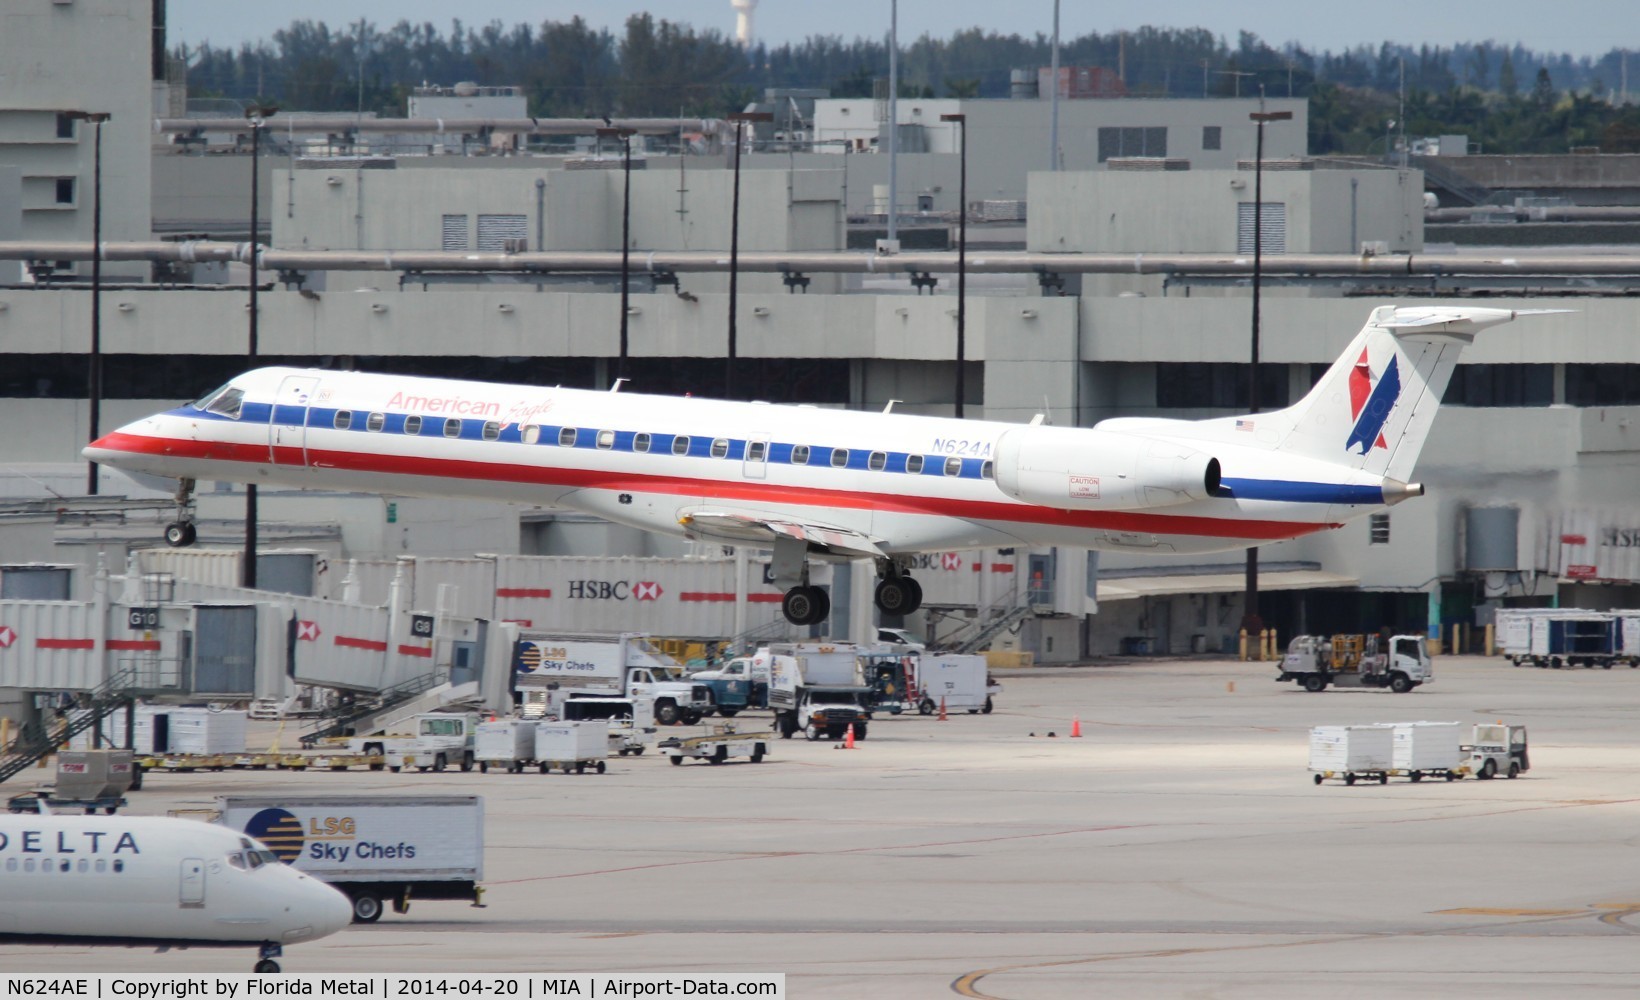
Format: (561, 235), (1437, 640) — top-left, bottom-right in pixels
(731, 0), (757, 48)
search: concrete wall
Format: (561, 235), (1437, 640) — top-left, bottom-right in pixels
(1028, 167), (1422, 254)
(0, 0), (154, 264)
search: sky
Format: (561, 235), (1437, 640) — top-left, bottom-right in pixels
(169, 0), (1633, 57)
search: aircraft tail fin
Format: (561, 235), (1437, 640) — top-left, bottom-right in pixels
(1265, 306), (1548, 481)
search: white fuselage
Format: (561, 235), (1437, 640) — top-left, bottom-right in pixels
(87, 367), (1384, 557)
(0, 815), (352, 946)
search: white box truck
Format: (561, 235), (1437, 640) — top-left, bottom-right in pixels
(216, 794), (483, 924)
(349, 712), (480, 773)
(515, 631), (710, 725)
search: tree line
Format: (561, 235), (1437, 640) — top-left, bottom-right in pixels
(180, 16), (1640, 155)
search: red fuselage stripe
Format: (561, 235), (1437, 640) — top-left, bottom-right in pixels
(95, 431), (1333, 541)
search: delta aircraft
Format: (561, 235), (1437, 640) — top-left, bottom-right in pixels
(86, 305), (1540, 625)
(0, 813), (352, 971)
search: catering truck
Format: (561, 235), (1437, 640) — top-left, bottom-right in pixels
(764, 643), (873, 740)
(514, 630), (711, 725)
(1278, 633), (1432, 693)
(348, 712), (480, 772)
(216, 794), (483, 924)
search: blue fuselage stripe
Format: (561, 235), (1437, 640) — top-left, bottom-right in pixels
(1220, 478), (1383, 505)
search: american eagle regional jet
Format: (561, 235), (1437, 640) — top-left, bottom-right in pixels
(0, 814), (352, 971)
(87, 306), (1537, 625)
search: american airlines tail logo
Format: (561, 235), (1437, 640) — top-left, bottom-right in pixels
(1345, 347), (1401, 455)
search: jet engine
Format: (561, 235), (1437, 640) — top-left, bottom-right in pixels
(993, 426), (1221, 511)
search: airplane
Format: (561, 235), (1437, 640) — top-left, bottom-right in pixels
(85, 305), (1543, 626)
(0, 813), (353, 972)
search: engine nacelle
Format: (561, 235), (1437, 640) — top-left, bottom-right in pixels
(993, 426), (1221, 511)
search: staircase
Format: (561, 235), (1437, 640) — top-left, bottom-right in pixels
(1408, 155), (1494, 208)
(299, 674), (479, 747)
(0, 667), (142, 785)
(931, 581), (1039, 655)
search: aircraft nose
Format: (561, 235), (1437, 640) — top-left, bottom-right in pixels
(312, 881), (354, 938)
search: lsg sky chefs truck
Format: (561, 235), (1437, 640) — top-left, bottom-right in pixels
(218, 795), (483, 924)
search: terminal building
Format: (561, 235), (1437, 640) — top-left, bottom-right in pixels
(3, 0), (1640, 720)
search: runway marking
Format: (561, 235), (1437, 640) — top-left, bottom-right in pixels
(486, 823), (1154, 886)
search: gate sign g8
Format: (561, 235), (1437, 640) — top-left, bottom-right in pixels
(411, 614), (436, 639)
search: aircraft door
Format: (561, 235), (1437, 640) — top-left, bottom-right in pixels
(743, 435), (769, 480)
(179, 858), (206, 907)
(269, 375), (321, 466)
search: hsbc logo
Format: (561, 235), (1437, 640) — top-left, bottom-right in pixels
(940, 553), (962, 571)
(0, 626), (14, 649)
(296, 620), (322, 641)
(567, 580), (664, 601)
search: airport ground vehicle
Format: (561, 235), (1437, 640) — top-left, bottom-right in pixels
(1496, 610), (1637, 669)
(473, 719), (535, 773)
(765, 644), (873, 740)
(659, 724), (772, 765)
(1309, 725), (1393, 785)
(560, 696), (657, 756)
(349, 712), (479, 772)
(532, 721), (609, 774)
(690, 654), (771, 715)
(514, 631), (710, 724)
(216, 795), (483, 924)
(1463, 723), (1530, 779)
(1278, 633), (1432, 692)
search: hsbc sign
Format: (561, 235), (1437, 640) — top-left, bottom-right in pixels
(566, 580), (665, 601)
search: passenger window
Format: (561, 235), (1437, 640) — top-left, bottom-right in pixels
(333, 410), (352, 430)
(482, 421), (501, 441)
(906, 454), (924, 474)
(831, 448), (849, 468)
(944, 457), (963, 476)
(404, 414), (422, 435)
(710, 438), (730, 459)
(672, 435), (690, 456)
(633, 432), (651, 453)
(597, 429), (616, 450)
(444, 418), (462, 438)
(558, 427), (577, 447)
(868, 451), (886, 471)
(981, 460), (994, 480)
(367, 412), (385, 432)
(747, 441), (767, 461)
(791, 445), (810, 465)
(522, 424), (540, 444)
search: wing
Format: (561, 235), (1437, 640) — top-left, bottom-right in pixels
(678, 510), (889, 560)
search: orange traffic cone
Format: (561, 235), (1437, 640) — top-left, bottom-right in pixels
(1070, 716), (1082, 738)
(843, 724), (856, 749)
(938, 697), (948, 722)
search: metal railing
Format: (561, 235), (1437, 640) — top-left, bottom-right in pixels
(0, 667), (145, 785)
(298, 671), (444, 747)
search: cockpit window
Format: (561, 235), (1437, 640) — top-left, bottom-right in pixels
(195, 384), (245, 420)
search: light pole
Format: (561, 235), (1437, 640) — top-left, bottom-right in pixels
(1244, 103), (1293, 637)
(597, 126), (637, 380)
(244, 104), (277, 589)
(939, 113), (967, 418)
(725, 111), (771, 399)
(66, 111), (110, 495)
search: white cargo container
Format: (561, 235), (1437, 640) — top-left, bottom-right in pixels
(1309, 725), (1393, 785)
(72, 705), (247, 755)
(216, 794), (482, 924)
(1388, 721), (1463, 779)
(913, 653), (997, 714)
(473, 719), (536, 773)
(532, 721), (609, 774)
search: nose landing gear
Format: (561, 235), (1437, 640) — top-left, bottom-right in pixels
(164, 478), (198, 547)
(254, 941), (282, 973)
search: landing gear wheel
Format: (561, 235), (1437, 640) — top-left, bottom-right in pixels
(873, 576), (918, 617)
(164, 521), (196, 547)
(254, 960), (280, 974)
(351, 894), (383, 923)
(781, 586), (829, 626)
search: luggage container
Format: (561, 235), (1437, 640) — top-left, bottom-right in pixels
(473, 719), (536, 773)
(532, 721), (609, 774)
(1309, 725), (1393, 785)
(1387, 721), (1462, 781)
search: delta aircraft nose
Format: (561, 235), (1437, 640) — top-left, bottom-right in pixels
(312, 879), (355, 938)
(284, 877), (354, 943)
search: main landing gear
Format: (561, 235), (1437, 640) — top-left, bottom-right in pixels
(770, 534), (926, 626)
(873, 565), (923, 618)
(164, 478), (198, 547)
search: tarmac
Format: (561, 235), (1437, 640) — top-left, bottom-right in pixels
(6, 654), (1640, 998)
